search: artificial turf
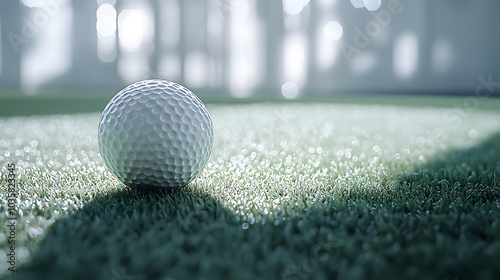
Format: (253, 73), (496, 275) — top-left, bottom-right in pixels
(1, 99), (500, 280)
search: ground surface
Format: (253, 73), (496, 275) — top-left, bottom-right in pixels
(1, 97), (500, 280)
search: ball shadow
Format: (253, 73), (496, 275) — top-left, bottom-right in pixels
(395, 132), (500, 205)
(16, 185), (299, 280)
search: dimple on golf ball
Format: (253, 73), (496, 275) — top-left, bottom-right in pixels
(98, 79), (214, 189)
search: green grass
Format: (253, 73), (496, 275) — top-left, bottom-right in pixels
(1, 99), (500, 280)
(1, 90), (500, 116)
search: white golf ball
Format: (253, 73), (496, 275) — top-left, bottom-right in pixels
(98, 79), (214, 190)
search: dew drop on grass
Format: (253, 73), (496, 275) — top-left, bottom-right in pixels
(242, 223), (249, 230)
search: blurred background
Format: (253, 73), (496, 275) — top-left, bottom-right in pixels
(0, 0), (499, 100)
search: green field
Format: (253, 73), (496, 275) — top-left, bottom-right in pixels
(1, 96), (500, 279)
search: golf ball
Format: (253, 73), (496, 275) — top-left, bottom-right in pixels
(98, 79), (213, 189)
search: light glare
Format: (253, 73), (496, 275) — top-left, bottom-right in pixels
(96, 4), (116, 37)
(349, 0), (364, 8)
(283, 0), (306, 15)
(393, 33), (419, 79)
(283, 33), (307, 86)
(21, 0), (45, 8)
(281, 82), (299, 99)
(118, 9), (146, 52)
(364, 0), (381, 11)
(323, 21), (343, 41)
